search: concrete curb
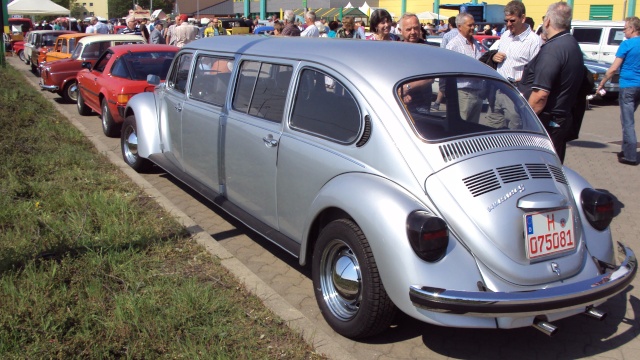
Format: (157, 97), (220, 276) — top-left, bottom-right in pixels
(13, 60), (355, 360)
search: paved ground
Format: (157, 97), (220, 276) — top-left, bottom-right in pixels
(7, 55), (640, 359)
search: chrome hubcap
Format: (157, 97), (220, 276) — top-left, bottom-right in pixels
(123, 125), (139, 164)
(102, 103), (108, 129)
(320, 239), (362, 321)
(68, 83), (78, 101)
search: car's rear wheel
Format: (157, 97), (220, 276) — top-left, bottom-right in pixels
(312, 219), (396, 339)
(17, 50), (25, 62)
(24, 53), (30, 65)
(101, 98), (120, 137)
(76, 90), (92, 116)
(62, 81), (78, 103)
(121, 115), (151, 172)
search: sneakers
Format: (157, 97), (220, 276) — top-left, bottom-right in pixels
(431, 102), (440, 111)
(415, 106), (430, 115)
(618, 157), (638, 166)
(617, 151), (638, 165)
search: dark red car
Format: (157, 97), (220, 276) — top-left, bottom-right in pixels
(39, 34), (145, 103)
(76, 44), (177, 137)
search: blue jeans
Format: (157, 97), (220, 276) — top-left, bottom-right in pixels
(619, 87), (640, 162)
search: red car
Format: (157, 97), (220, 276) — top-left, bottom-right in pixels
(76, 44), (177, 137)
(473, 34), (500, 52)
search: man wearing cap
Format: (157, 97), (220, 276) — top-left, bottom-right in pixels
(174, 14), (199, 47)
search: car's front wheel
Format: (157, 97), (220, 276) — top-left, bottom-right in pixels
(62, 80), (78, 103)
(101, 98), (120, 137)
(76, 90), (92, 116)
(312, 219), (396, 339)
(17, 50), (25, 62)
(121, 115), (151, 172)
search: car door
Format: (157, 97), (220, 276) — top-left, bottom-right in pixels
(573, 26), (603, 60)
(86, 51), (113, 111)
(181, 54), (234, 192)
(224, 59), (293, 229)
(601, 26), (625, 62)
(159, 52), (193, 169)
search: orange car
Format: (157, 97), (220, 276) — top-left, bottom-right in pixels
(39, 33), (95, 66)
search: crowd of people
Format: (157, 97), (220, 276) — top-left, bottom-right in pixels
(7, 2), (639, 166)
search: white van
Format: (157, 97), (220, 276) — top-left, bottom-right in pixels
(571, 20), (625, 62)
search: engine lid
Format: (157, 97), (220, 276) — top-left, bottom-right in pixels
(425, 149), (587, 286)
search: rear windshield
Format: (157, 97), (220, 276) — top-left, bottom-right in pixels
(117, 51), (176, 80)
(397, 76), (545, 141)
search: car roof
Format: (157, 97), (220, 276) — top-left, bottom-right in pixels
(571, 20), (625, 27)
(56, 33), (96, 40)
(77, 34), (145, 44)
(30, 30), (75, 35)
(108, 44), (179, 55)
(183, 36), (500, 80)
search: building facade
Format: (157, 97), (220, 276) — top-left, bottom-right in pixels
(76, 0), (109, 19)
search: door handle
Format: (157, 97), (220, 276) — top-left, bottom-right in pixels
(262, 136), (278, 147)
(174, 104), (182, 112)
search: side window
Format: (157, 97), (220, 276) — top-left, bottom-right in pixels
(92, 52), (112, 73)
(190, 56), (233, 106)
(232, 61), (259, 114)
(291, 69), (361, 143)
(249, 63), (292, 122)
(83, 42), (102, 59)
(608, 28), (625, 45)
(110, 58), (129, 78)
(167, 53), (193, 93)
(572, 28), (602, 44)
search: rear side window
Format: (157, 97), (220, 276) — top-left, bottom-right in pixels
(290, 69), (361, 143)
(232, 60), (292, 123)
(608, 28), (625, 45)
(92, 51), (112, 73)
(572, 28), (602, 44)
(167, 53), (193, 93)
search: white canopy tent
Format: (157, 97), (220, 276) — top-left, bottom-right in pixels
(416, 11), (447, 21)
(8, 0), (70, 16)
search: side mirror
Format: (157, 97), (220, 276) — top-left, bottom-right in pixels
(147, 74), (161, 85)
(81, 61), (92, 70)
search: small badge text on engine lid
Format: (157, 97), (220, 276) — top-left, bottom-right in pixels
(487, 184), (525, 212)
(524, 208), (575, 259)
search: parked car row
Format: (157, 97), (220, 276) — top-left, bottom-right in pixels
(39, 34), (146, 102)
(118, 36), (634, 339)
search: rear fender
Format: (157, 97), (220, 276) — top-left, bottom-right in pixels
(125, 92), (161, 158)
(301, 173), (487, 323)
(564, 166), (615, 263)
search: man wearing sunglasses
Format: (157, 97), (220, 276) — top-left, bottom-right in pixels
(486, 1), (541, 130)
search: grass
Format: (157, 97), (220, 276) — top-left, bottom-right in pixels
(0, 65), (324, 358)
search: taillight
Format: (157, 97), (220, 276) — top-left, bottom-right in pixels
(117, 94), (132, 103)
(406, 211), (449, 262)
(581, 188), (614, 231)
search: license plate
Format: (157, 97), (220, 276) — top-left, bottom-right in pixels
(524, 208), (575, 259)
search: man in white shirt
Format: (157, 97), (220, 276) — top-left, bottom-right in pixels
(300, 11), (319, 37)
(487, 1), (541, 129)
(446, 12), (483, 123)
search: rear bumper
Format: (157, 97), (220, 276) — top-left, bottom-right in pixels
(410, 242), (636, 317)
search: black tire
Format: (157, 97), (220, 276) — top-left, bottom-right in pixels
(24, 53), (30, 65)
(62, 80), (78, 103)
(312, 219), (396, 339)
(17, 50), (25, 63)
(31, 62), (39, 76)
(76, 90), (92, 116)
(101, 98), (120, 137)
(121, 115), (151, 172)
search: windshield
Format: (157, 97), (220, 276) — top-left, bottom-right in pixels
(397, 76), (545, 141)
(71, 43), (83, 59)
(42, 34), (59, 47)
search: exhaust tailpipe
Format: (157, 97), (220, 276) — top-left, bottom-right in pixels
(584, 307), (607, 321)
(532, 319), (558, 337)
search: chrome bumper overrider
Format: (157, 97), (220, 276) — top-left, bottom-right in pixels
(39, 80), (58, 92)
(410, 242), (636, 316)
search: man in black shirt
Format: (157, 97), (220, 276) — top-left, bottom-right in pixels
(518, 2), (584, 162)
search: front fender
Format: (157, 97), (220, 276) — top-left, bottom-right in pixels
(564, 166), (615, 264)
(301, 173), (489, 326)
(125, 92), (161, 158)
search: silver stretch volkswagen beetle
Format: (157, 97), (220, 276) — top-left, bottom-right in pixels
(120, 36), (636, 339)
